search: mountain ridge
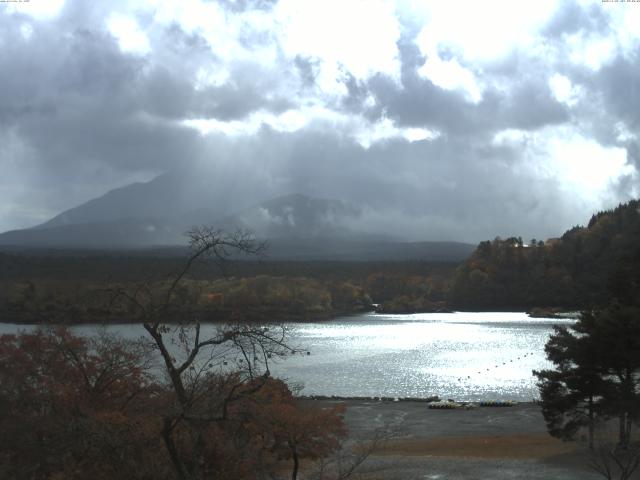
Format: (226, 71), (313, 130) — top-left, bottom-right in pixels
(0, 174), (476, 261)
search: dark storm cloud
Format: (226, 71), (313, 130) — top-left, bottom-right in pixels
(333, 31), (569, 140)
(591, 54), (640, 191)
(340, 72), (369, 112)
(188, 127), (580, 242)
(352, 40), (569, 136)
(1, 0), (637, 238)
(0, 18), (202, 175)
(0, 0), (303, 227)
(536, 2), (640, 182)
(139, 64), (294, 121)
(597, 55), (640, 131)
(138, 19), (296, 122)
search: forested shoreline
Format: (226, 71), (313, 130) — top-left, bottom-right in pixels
(2, 202), (639, 480)
(0, 256), (456, 323)
(1, 199), (639, 324)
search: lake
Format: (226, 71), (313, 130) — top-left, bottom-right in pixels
(0, 311), (575, 401)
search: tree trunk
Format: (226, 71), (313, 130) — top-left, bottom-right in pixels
(588, 395), (594, 451)
(290, 443), (299, 480)
(190, 422), (208, 480)
(162, 417), (187, 480)
(144, 324), (188, 404)
(619, 413), (629, 449)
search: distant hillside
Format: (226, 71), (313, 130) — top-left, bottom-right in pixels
(218, 193), (363, 239)
(37, 171), (220, 230)
(0, 182), (475, 261)
(0, 233), (475, 262)
(0, 190), (363, 249)
(450, 199), (640, 309)
(0, 218), (182, 248)
(264, 237), (475, 262)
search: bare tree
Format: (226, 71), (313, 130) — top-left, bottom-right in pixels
(105, 227), (383, 480)
(309, 423), (397, 480)
(588, 421), (640, 480)
(588, 442), (640, 480)
(110, 228), (297, 479)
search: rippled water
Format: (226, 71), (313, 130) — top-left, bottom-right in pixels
(0, 312), (575, 401)
(270, 312), (575, 401)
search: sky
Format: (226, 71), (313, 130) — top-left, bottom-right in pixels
(1, 0), (639, 242)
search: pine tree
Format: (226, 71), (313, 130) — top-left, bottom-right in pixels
(535, 304), (640, 449)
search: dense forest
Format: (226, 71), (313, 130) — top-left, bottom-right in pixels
(1, 199), (639, 321)
(1, 202), (639, 479)
(450, 199), (640, 310)
(0, 253), (455, 322)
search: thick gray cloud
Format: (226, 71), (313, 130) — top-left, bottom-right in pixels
(1, 0), (638, 241)
(341, 37), (570, 137)
(598, 56), (640, 131)
(543, 0), (610, 38)
(174, 127), (587, 242)
(0, 2), (299, 228)
(365, 66), (569, 136)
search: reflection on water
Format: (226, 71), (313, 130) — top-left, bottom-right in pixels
(0, 312), (575, 401)
(270, 312), (575, 401)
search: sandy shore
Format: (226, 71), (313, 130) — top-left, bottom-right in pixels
(305, 399), (602, 480)
(376, 434), (577, 459)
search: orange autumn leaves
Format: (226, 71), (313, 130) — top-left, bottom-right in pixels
(0, 329), (166, 479)
(0, 329), (347, 480)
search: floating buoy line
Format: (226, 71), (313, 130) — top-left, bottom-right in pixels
(219, 349), (311, 368)
(456, 351), (537, 382)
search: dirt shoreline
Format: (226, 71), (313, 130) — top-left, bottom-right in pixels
(376, 434), (577, 459)
(308, 398), (601, 479)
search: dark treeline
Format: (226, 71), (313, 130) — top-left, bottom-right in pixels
(2, 199), (640, 319)
(451, 199), (640, 310)
(0, 253), (457, 322)
(535, 305), (640, 451)
(0, 253), (456, 283)
(0, 228), (386, 480)
(0, 316), (350, 480)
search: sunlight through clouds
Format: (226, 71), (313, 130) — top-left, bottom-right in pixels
(494, 126), (635, 204)
(149, 0), (279, 66)
(566, 32), (616, 70)
(417, 52), (483, 103)
(107, 13), (150, 55)
(7, 0), (66, 20)
(182, 108), (440, 149)
(548, 74), (582, 107)
(1, 0), (639, 238)
(549, 134), (632, 193)
(276, 0), (401, 81)
(411, 0), (558, 62)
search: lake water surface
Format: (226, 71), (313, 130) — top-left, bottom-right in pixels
(0, 312), (575, 401)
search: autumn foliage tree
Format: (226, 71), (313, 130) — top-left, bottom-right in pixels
(451, 199), (640, 310)
(240, 378), (347, 480)
(0, 228), (352, 480)
(0, 328), (349, 480)
(0, 328), (165, 480)
(105, 227), (349, 480)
